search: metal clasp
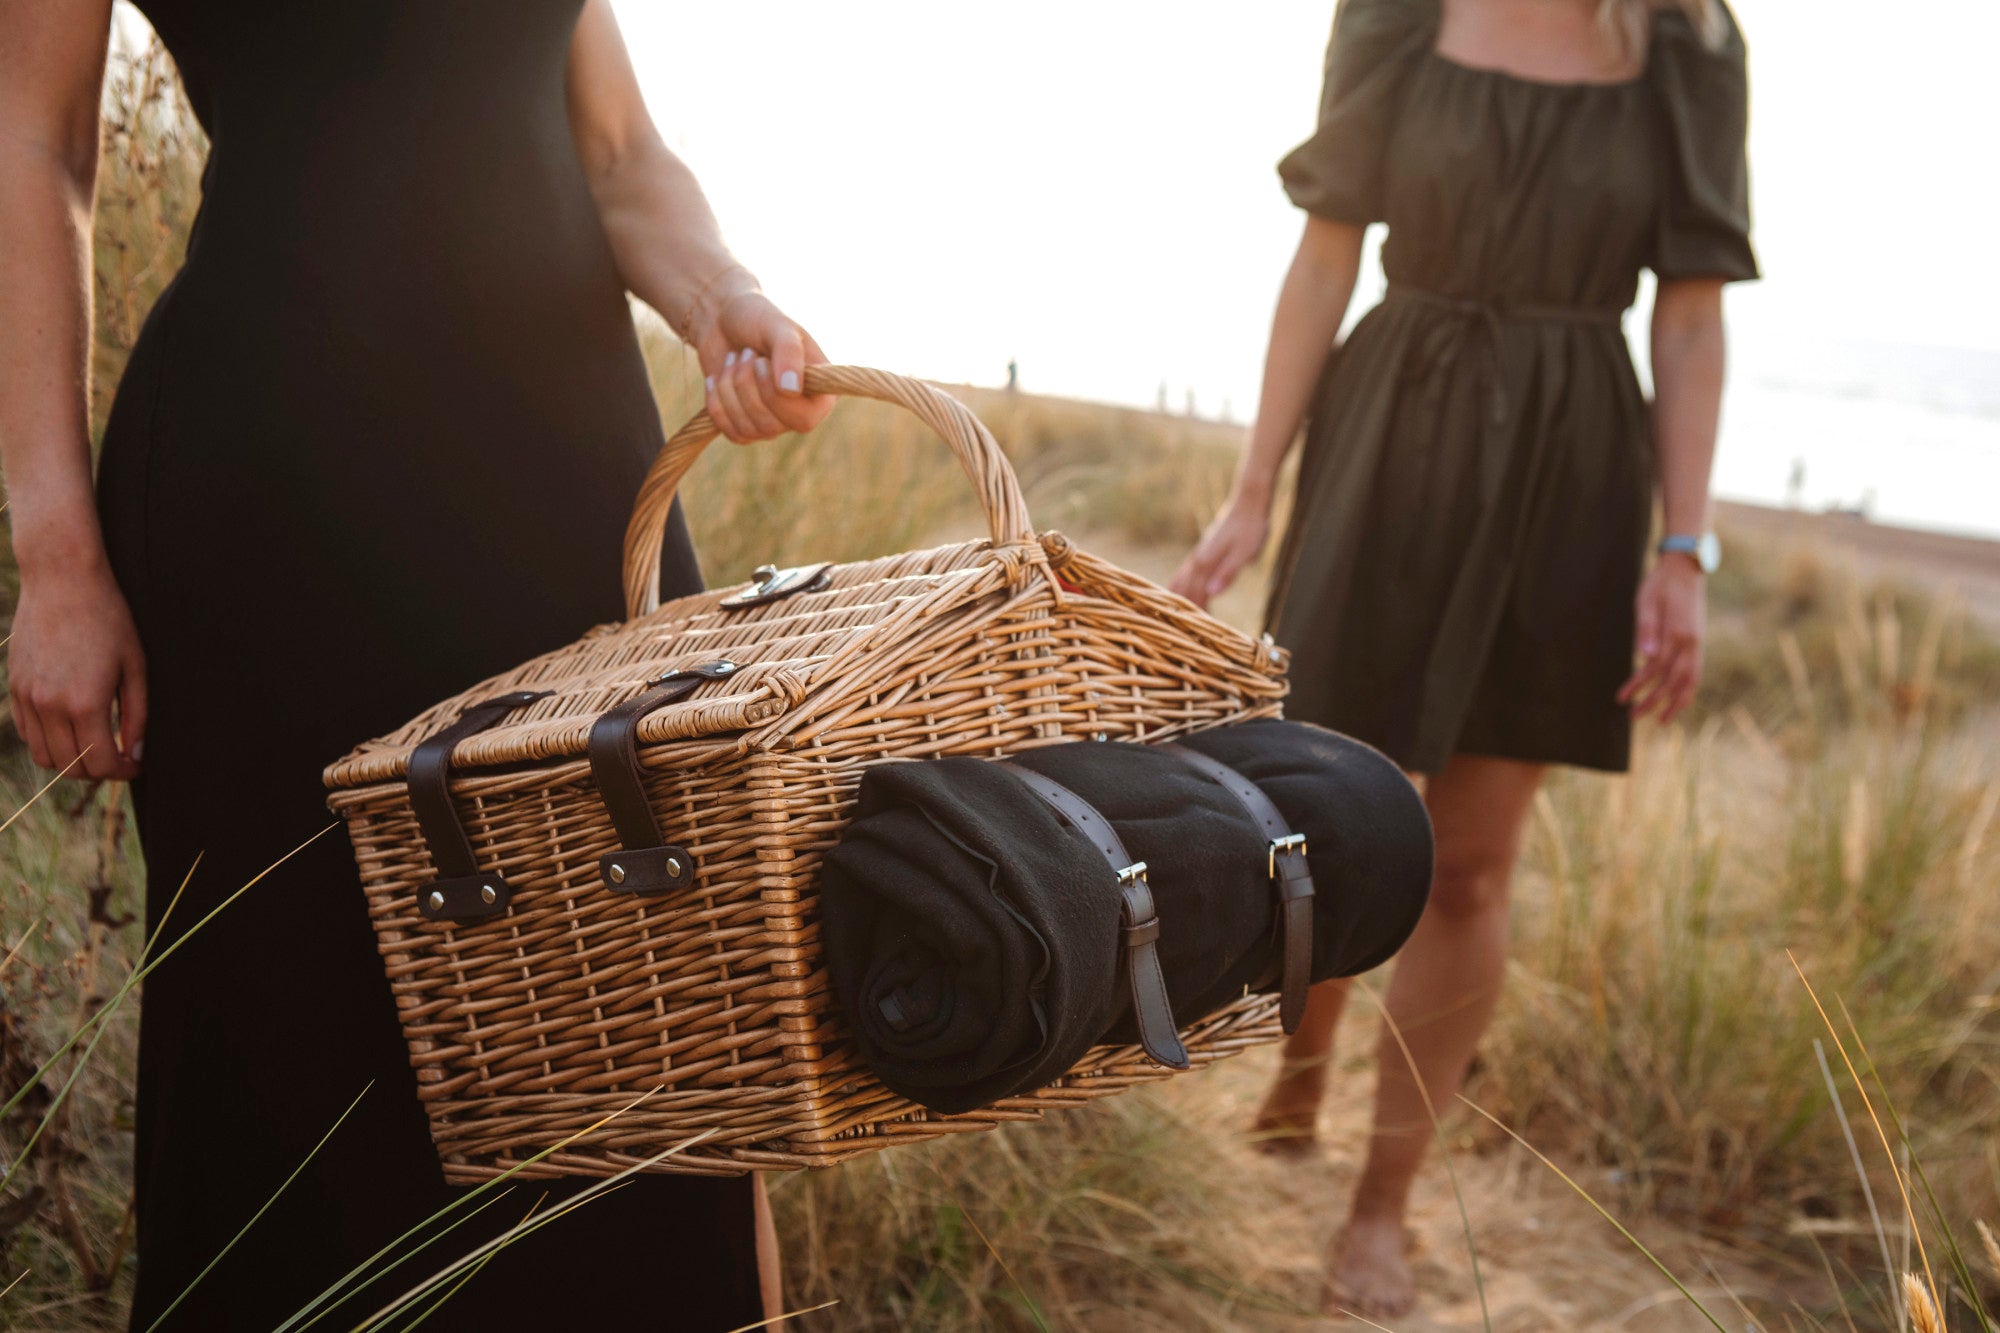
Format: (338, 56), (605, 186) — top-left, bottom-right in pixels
(718, 561), (832, 609)
(1268, 833), (1307, 878)
(1117, 861), (1149, 886)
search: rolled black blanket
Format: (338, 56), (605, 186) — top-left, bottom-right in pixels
(819, 721), (1432, 1113)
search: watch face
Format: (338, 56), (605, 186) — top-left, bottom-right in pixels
(1697, 533), (1722, 574)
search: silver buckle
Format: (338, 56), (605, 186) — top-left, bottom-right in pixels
(1117, 861), (1149, 886)
(1268, 834), (1307, 878)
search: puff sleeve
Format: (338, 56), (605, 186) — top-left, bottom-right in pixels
(1277, 0), (1433, 226)
(1649, 2), (1760, 282)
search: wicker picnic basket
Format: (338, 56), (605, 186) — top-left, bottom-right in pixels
(324, 365), (1291, 1183)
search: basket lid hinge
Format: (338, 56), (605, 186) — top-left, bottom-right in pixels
(407, 689), (552, 924)
(586, 661), (737, 895)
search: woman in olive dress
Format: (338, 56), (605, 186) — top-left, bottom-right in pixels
(1, 2), (831, 1327)
(1171, 0), (1755, 1316)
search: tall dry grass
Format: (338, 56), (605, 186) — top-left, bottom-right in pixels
(4, 15), (1998, 1331)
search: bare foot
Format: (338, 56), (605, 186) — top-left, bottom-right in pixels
(1324, 1215), (1416, 1321)
(1248, 1060), (1325, 1156)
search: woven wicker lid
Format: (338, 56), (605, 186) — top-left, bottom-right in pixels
(324, 365), (1074, 792)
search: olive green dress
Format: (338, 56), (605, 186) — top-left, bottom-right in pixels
(1264, 0), (1757, 774)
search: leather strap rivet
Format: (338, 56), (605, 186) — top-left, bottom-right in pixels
(609, 863), (627, 885)
(480, 884), (497, 905)
(664, 856), (684, 878)
(427, 890), (445, 912)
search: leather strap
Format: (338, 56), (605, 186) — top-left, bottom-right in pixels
(1157, 743), (1316, 1035)
(996, 762), (1190, 1071)
(407, 689), (552, 923)
(585, 660), (738, 894)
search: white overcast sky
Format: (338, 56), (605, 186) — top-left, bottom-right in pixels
(613, 0), (2000, 418)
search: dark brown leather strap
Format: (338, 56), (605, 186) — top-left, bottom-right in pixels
(586, 660), (738, 894)
(408, 689), (552, 923)
(997, 761), (1190, 1071)
(1157, 743), (1316, 1035)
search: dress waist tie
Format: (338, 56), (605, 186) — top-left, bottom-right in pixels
(1383, 282), (1625, 426)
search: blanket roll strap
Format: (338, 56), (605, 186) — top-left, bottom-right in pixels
(408, 689), (554, 923)
(997, 762), (1191, 1071)
(1156, 743), (1316, 1035)
(586, 661), (739, 895)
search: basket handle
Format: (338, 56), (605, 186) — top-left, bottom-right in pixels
(622, 364), (1035, 619)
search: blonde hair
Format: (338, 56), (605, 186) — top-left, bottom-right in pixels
(1599, 0), (1727, 58)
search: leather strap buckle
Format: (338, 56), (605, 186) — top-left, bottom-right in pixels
(1268, 833), (1308, 878)
(1158, 742), (1318, 1036)
(407, 689), (553, 924)
(997, 761), (1190, 1071)
(587, 660), (736, 894)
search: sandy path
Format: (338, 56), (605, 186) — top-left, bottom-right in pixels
(1139, 1034), (1802, 1333)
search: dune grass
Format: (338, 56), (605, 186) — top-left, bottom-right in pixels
(2, 18), (1997, 1331)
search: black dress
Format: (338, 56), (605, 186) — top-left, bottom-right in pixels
(1263, 0), (1758, 773)
(94, 4), (759, 1329)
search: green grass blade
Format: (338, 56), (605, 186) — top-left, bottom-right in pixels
(142, 1084), (372, 1332)
(278, 1089), (669, 1332)
(720, 1299), (842, 1332)
(346, 1129), (714, 1331)
(1459, 1096), (1731, 1333)
(4, 828), (329, 1178)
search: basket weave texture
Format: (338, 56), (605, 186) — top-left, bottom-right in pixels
(325, 366), (1291, 1182)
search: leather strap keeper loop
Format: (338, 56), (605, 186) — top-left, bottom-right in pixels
(997, 762), (1191, 1071)
(407, 689), (552, 923)
(586, 661), (737, 893)
(1157, 742), (1317, 1035)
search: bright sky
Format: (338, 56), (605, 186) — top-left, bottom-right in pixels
(614, 0), (2000, 420)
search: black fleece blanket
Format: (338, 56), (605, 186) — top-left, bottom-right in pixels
(820, 720), (1432, 1113)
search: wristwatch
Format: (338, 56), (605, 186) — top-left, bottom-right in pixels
(1658, 532), (1721, 574)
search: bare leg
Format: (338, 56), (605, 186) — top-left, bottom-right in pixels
(1249, 976), (1351, 1153)
(755, 1173), (783, 1321)
(1250, 773), (1433, 1151)
(1327, 754), (1545, 1320)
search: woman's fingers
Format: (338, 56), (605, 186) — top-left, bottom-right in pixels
(117, 649), (148, 766)
(1657, 634), (1703, 723)
(12, 694), (51, 770)
(74, 706), (136, 781)
(36, 706), (83, 777)
(709, 351), (757, 442)
(1169, 560), (1210, 607)
(738, 357), (790, 438)
(766, 319), (808, 399)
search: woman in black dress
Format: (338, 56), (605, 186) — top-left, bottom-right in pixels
(1, 3), (831, 1327)
(1172, 0), (1754, 1317)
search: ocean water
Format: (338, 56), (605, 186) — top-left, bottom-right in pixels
(1710, 338), (2000, 541)
(1715, 384), (2000, 540)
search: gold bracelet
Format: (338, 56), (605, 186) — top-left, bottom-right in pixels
(678, 261), (758, 344)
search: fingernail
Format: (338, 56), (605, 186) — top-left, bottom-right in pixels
(705, 376), (715, 394)
(779, 370), (800, 394)
(131, 741), (144, 762)
(724, 350), (738, 367)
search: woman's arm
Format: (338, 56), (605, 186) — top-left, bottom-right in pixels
(566, 1), (832, 444)
(0, 0), (147, 781)
(1169, 215), (1364, 606)
(1618, 277), (1727, 723)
